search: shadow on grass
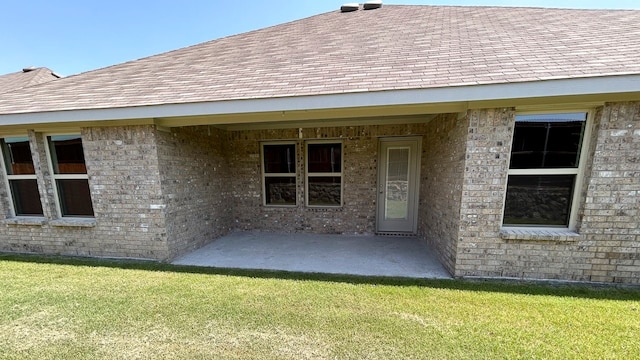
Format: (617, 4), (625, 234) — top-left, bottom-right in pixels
(1, 252), (639, 301)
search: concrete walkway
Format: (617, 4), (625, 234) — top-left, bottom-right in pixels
(172, 232), (451, 279)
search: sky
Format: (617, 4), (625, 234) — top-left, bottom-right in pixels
(1, 0), (639, 76)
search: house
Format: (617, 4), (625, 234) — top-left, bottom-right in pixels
(0, 4), (638, 284)
(0, 67), (60, 94)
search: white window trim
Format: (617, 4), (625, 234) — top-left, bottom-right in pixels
(0, 136), (43, 217)
(44, 133), (93, 218)
(305, 140), (343, 208)
(261, 141), (298, 207)
(503, 110), (593, 231)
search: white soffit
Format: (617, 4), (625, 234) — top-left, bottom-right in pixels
(1, 74), (640, 126)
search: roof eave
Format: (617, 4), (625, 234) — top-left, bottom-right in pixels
(2, 74), (640, 127)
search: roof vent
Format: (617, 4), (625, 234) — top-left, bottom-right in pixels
(363, 0), (382, 10)
(340, 3), (359, 12)
(22, 67), (36, 73)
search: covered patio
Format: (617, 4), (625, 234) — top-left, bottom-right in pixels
(172, 232), (451, 279)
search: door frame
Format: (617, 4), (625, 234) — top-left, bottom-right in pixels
(376, 136), (422, 234)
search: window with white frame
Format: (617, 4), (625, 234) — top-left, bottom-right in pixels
(306, 142), (342, 207)
(503, 112), (588, 227)
(47, 135), (94, 217)
(262, 142), (297, 206)
(1, 137), (44, 216)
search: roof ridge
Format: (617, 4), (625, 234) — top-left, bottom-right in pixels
(392, 4), (639, 11)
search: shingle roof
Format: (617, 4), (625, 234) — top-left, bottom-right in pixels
(0, 67), (60, 95)
(1, 5), (640, 115)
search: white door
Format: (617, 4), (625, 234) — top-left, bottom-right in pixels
(376, 137), (421, 233)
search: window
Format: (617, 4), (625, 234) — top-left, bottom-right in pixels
(262, 143), (297, 206)
(48, 135), (94, 217)
(504, 112), (588, 227)
(1, 137), (44, 216)
(306, 142), (342, 207)
(260, 141), (344, 208)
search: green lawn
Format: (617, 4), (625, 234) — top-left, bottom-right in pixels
(1, 255), (639, 359)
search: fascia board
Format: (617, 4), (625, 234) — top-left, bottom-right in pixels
(1, 74), (640, 126)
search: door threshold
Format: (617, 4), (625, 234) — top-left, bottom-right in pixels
(376, 232), (417, 237)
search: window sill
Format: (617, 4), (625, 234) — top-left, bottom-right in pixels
(306, 206), (343, 212)
(50, 218), (96, 228)
(2, 216), (47, 226)
(499, 227), (581, 242)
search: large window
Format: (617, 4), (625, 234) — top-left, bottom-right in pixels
(262, 143), (297, 206)
(306, 142), (342, 207)
(503, 112), (588, 227)
(1, 137), (44, 216)
(48, 135), (94, 217)
(261, 141), (344, 207)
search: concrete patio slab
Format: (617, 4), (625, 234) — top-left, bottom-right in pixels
(172, 232), (451, 279)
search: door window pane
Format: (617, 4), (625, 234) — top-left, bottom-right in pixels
(57, 179), (94, 217)
(308, 176), (341, 206)
(9, 179), (44, 216)
(385, 148), (409, 220)
(504, 175), (575, 226)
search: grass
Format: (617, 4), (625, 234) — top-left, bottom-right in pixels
(0, 254), (639, 359)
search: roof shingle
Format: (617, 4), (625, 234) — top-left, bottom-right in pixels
(2, 5), (640, 115)
(0, 67), (60, 95)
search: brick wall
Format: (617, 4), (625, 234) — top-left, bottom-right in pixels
(83, 126), (169, 259)
(0, 154), (8, 219)
(419, 113), (467, 274)
(0, 125), (171, 259)
(227, 124), (428, 234)
(454, 104), (640, 284)
(30, 132), (56, 219)
(581, 102), (640, 283)
(2, 122), (437, 259)
(455, 108), (596, 281)
(156, 126), (232, 257)
(455, 108), (515, 277)
(1, 105), (637, 284)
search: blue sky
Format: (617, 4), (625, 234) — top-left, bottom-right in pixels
(1, 0), (639, 76)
